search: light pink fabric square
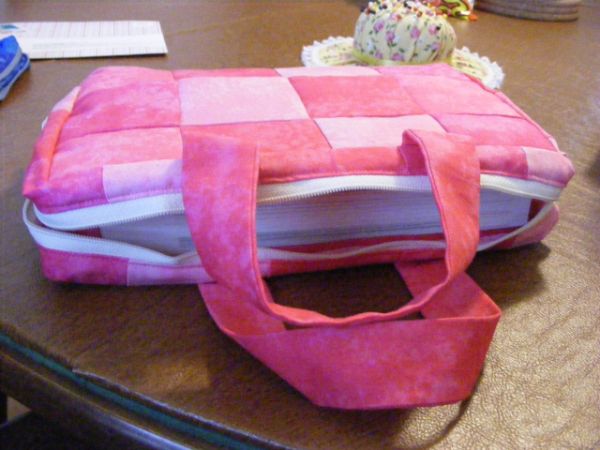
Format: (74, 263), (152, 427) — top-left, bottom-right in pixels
(103, 159), (182, 201)
(179, 77), (309, 125)
(523, 146), (574, 185)
(316, 116), (445, 148)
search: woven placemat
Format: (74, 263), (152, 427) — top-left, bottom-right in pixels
(477, 0), (581, 20)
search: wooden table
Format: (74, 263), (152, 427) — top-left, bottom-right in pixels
(1, 1), (599, 448)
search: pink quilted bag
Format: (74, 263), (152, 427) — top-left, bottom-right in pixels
(23, 65), (573, 409)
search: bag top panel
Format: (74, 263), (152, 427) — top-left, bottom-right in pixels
(23, 64), (574, 213)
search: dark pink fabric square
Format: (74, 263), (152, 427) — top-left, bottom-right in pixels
(400, 77), (519, 116)
(78, 66), (174, 98)
(61, 82), (180, 141)
(476, 145), (528, 178)
(289, 76), (423, 118)
(53, 128), (183, 173)
(333, 147), (403, 173)
(436, 115), (554, 148)
(187, 121), (335, 181)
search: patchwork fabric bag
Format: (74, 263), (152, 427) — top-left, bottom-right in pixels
(23, 64), (573, 409)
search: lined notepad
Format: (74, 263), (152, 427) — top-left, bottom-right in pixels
(0, 21), (168, 59)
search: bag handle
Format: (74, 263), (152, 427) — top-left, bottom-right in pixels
(182, 129), (481, 327)
(181, 129), (501, 408)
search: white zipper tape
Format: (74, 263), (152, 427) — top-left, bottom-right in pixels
(24, 199), (554, 267)
(34, 174), (562, 231)
(24, 201), (199, 266)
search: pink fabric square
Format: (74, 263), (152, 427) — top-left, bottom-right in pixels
(276, 67), (379, 77)
(52, 128), (183, 177)
(436, 114), (554, 148)
(178, 77), (309, 125)
(174, 68), (279, 79)
(36, 166), (105, 212)
(290, 76), (423, 117)
(103, 159), (182, 201)
(61, 82), (180, 141)
(376, 64), (467, 80)
(39, 247), (128, 285)
(316, 116), (444, 148)
(523, 146), (574, 186)
(186, 121), (334, 181)
(400, 77), (519, 116)
(78, 66), (174, 98)
(334, 147), (403, 173)
(476, 145), (528, 178)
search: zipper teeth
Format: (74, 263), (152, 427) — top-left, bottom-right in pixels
(259, 183), (428, 205)
(34, 175), (561, 230)
(101, 207), (183, 227)
(25, 201), (198, 264)
(40, 183), (431, 229)
(25, 198), (556, 266)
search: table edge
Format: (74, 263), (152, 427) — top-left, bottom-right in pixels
(0, 332), (274, 450)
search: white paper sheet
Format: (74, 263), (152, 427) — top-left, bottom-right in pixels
(0, 21), (168, 59)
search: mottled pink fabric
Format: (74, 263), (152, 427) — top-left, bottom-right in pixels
(290, 75), (423, 117)
(276, 66), (379, 77)
(24, 65), (573, 213)
(316, 115), (445, 149)
(399, 77), (519, 116)
(174, 68), (279, 79)
(78, 66), (174, 98)
(476, 145), (528, 178)
(182, 128), (500, 408)
(39, 247), (128, 285)
(186, 120), (334, 181)
(179, 77), (308, 125)
(61, 81), (180, 141)
(103, 159), (182, 201)
(523, 146), (575, 186)
(495, 203), (560, 249)
(376, 63), (468, 79)
(435, 114), (554, 147)
(23, 65), (574, 409)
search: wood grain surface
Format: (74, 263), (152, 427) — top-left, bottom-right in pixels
(1, 1), (599, 449)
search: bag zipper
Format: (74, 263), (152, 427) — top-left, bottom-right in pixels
(24, 200), (555, 266)
(33, 174), (562, 231)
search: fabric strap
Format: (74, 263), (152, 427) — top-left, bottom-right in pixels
(181, 128), (501, 409)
